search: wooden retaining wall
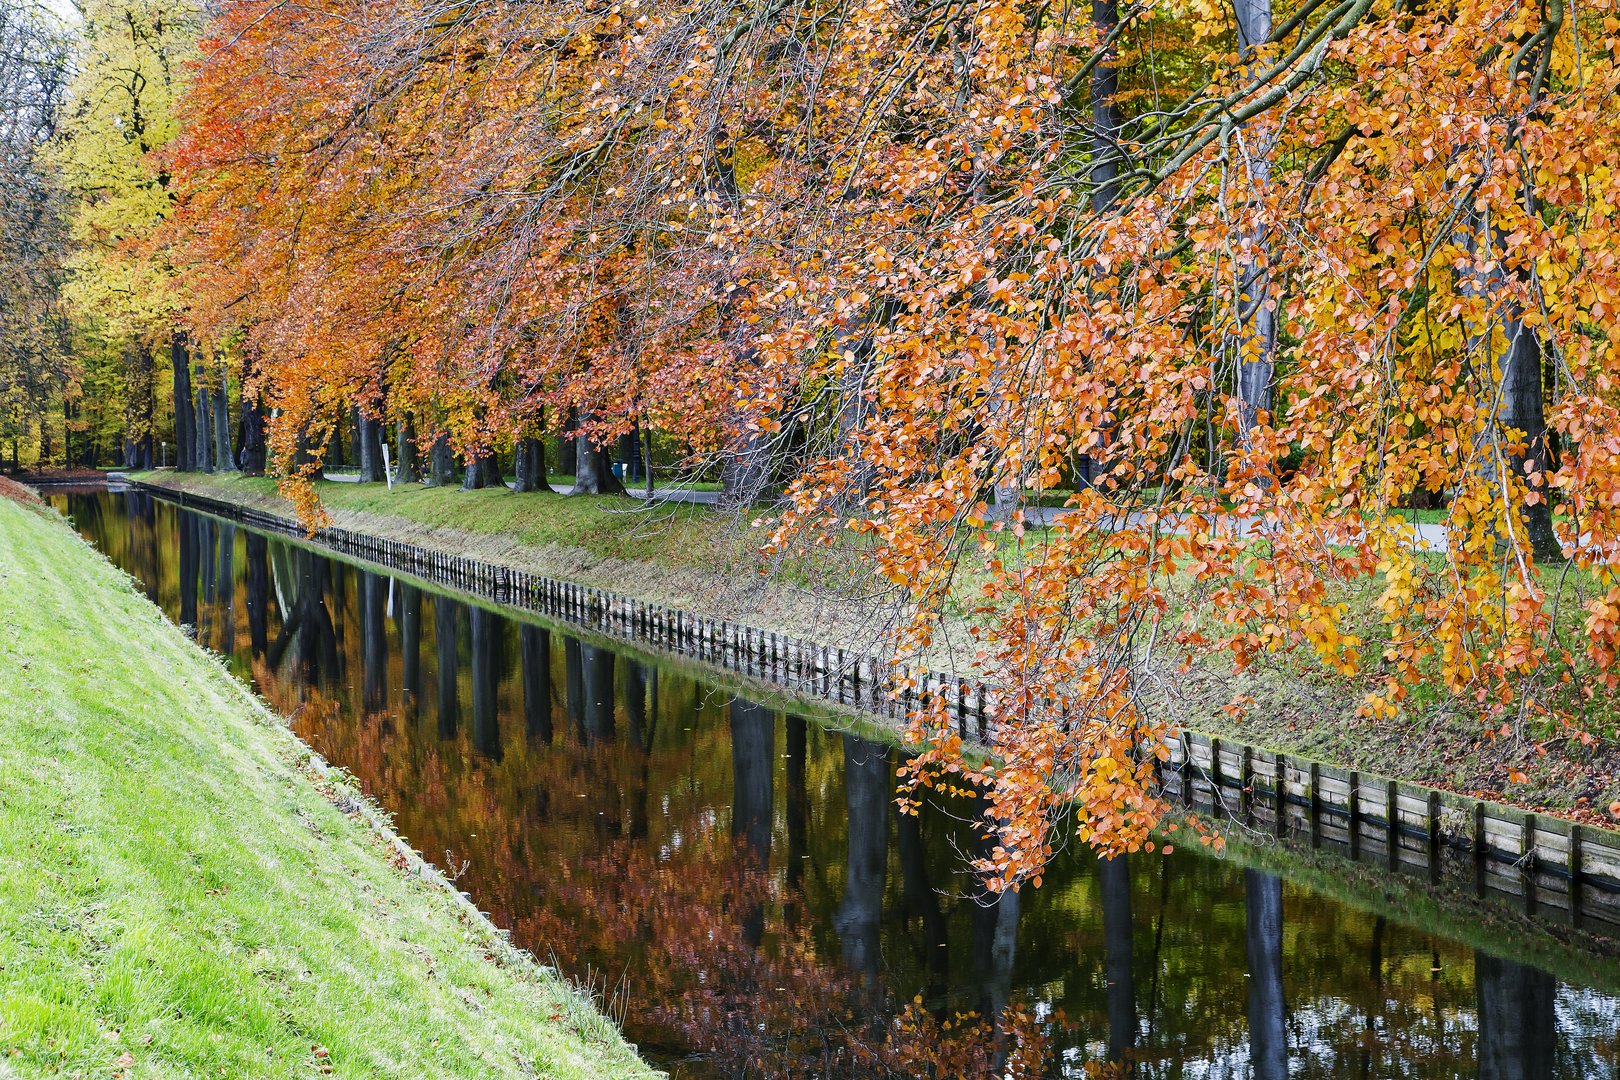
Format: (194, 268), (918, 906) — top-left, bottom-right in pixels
(135, 479), (1620, 915)
(1167, 734), (1620, 929)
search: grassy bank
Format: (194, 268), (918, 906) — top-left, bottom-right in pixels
(125, 470), (1620, 828)
(0, 491), (660, 1078)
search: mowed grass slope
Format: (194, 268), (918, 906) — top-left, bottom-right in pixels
(0, 494), (659, 1079)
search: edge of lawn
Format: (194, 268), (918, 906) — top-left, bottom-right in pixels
(0, 484), (662, 1078)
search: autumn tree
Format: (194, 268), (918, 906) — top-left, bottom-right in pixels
(53, 0), (222, 471)
(0, 0), (72, 470)
(153, 0), (1620, 887)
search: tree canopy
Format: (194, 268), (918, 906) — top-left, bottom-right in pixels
(27, 0), (1620, 880)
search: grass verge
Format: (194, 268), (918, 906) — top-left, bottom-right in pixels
(0, 491), (660, 1079)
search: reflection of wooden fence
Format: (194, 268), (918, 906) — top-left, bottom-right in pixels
(139, 480), (1620, 917)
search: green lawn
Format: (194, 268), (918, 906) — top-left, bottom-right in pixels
(0, 493), (660, 1079)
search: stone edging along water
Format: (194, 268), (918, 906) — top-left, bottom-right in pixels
(122, 476), (1620, 928)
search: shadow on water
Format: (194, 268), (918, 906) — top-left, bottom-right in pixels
(54, 489), (1620, 1078)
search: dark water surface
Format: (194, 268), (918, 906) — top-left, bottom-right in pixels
(53, 488), (1620, 1078)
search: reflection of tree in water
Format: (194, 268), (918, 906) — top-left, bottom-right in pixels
(470, 606), (501, 761)
(244, 530), (269, 657)
(360, 568), (388, 714)
(521, 624), (551, 743)
(1246, 870), (1287, 1080)
(1476, 952), (1554, 1080)
(262, 547), (339, 690)
(396, 582), (421, 713)
(434, 595), (459, 739)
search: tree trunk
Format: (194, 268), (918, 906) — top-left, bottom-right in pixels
(617, 429), (638, 482)
(395, 415), (420, 484)
(123, 345), (155, 470)
(512, 435), (552, 493)
(461, 450), (498, 490)
(571, 422), (624, 495)
(426, 432), (456, 486)
(325, 410), (346, 471)
(720, 429), (774, 507)
(354, 407), (385, 482)
(1075, 0), (1126, 486)
(1457, 222), (1556, 557)
(642, 426), (655, 495)
(238, 389), (267, 476)
(172, 334), (195, 471)
(1233, 0), (1278, 450)
(1460, 200), (1560, 560)
(195, 381), (214, 472)
(1499, 328), (1558, 557)
(213, 373), (237, 472)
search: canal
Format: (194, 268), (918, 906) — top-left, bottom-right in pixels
(53, 486), (1620, 1077)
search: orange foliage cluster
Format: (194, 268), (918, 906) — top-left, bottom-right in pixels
(163, 0), (1620, 882)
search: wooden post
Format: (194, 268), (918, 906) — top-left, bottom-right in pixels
(1569, 824), (1584, 928)
(1239, 745), (1253, 818)
(1309, 761), (1322, 847)
(1522, 813), (1538, 912)
(1273, 753), (1287, 838)
(1426, 790), (1441, 858)
(1347, 770), (1361, 858)
(1386, 780), (1400, 869)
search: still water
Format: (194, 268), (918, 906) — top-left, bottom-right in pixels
(53, 487), (1620, 1078)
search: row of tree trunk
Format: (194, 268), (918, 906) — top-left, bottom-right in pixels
(154, 335), (647, 494)
(166, 332), (267, 475)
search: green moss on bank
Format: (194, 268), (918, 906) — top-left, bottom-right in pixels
(0, 494), (660, 1079)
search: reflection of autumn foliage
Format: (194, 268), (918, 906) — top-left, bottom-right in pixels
(869, 1002), (1057, 1080)
(273, 673), (1073, 1075)
(517, 832), (1065, 1078)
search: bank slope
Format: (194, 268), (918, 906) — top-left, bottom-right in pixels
(0, 494), (659, 1079)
